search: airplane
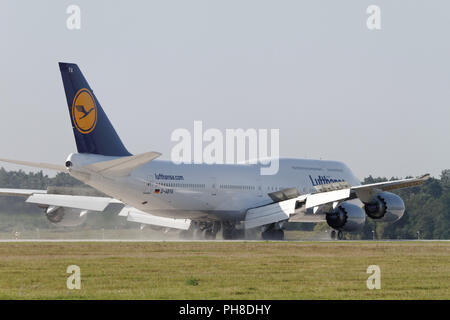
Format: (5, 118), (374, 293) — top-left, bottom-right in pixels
(0, 62), (430, 240)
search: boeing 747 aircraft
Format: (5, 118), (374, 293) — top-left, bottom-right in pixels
(0, 63), (429, 240)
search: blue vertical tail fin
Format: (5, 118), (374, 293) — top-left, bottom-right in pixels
(59, 62), (131, 156)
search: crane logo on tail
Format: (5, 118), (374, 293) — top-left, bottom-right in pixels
(72, 88), (97, 134)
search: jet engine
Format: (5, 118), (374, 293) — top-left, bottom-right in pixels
(363, 191), (405, 222)
(45, 207), (88, 227)
(326, 202), (366, 232)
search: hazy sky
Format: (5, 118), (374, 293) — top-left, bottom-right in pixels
(0, 1), (449, 180)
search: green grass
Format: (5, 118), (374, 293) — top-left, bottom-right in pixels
(0, 241), (448, 299)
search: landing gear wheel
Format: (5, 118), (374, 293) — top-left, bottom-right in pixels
(179, 229), (194, 239)
(205, 230), (216, 240)
(275, 229), (284, 240)
(261, 229), (284, 240)
(222, 223), (234, 240)
(194, 228), (205, 240)
(232, 229), (245, 240)
(337, 230), (344, 240)
(222, 222), (244, 240)
(330, 230), (336, 240)
(223, 228), (233, 240)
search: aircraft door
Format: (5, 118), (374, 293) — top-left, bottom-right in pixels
(144, 175), (155, 194)
(210, 177), (218, 196)
(257, 177), (263, 197)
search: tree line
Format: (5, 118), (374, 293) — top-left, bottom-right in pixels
(356, 170), (450, 239)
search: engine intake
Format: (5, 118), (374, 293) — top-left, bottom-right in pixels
(326, 202), (366, 232)
(364, 191), (405, 222)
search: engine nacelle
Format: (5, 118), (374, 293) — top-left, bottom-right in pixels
(326, 202), (366, 232)
(364, 191), (405, 223)
(46, 207), (88, 227)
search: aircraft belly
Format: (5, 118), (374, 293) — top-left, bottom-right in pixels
(136, 208), (244, 221)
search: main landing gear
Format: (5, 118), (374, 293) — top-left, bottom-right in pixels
(261, 223), (285, 241)
(330, 230), (344, 240)
(222, 221), (245, 240)
(181, 221), (248, 240)
(180, 221), (221, 240)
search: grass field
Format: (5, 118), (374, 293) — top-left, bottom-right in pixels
(0, 241), (448, 299)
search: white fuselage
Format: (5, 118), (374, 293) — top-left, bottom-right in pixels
(67, 153), (361, 222)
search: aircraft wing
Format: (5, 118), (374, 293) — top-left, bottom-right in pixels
(244, 174), (430, 229)
(352, 174), (430, 191)
(118, 207), (191, 230)
(25, 193), (121, 211)
(0, 188), (47, 197)
(245, 196), (307, 229)
(305, 174), (430, 208)
(0, 188), (190, 230)
(350, 174), (430, 202)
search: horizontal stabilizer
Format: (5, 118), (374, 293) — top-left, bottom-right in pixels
(85, 151), (161, 177)
(0, 158), (66, 171)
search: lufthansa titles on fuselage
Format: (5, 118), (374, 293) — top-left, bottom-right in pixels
(309, 175), (344, 186)
(154, 173), (184, 181)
